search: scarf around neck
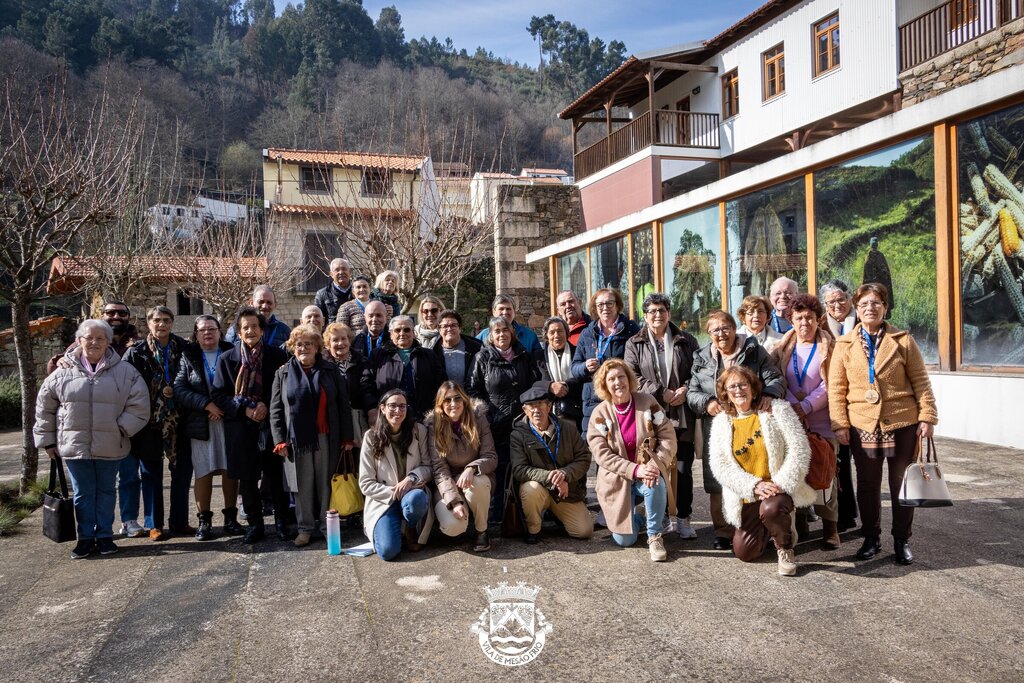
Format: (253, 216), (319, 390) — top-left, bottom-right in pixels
(546, 344), (571, 383)
(285, 357), (322, 451)
(145, 334), (182, 461)
(235, 340), (265, 405)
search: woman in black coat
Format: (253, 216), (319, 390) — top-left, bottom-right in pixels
(468, 316), (541, 524)
(173, 315), (240, 540)
(360, 315), (445, 423)
(212, 307), (289, 544)
(538, 317), (583, 430)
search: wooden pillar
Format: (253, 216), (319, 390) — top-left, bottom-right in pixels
(646, 67), (656, 143)
(571, 121), (578, 155)
(805, 172), (817, 295)
(934, 122), (957, 371)
(548, 255), (558, 317)
(653, 220), (665, 293)
(604, 100), (613, 165)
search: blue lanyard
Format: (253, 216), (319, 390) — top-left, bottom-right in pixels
(791, 341), (817, 388)
(596, 325), (616, 362)
(771, 311), (784, 333)
(861, 329), (877, 384)
(159, 341), (172, 383)
(529, 421), (560, 467)
(839, 321), (845, 335)
(356, 299), (366, 312)
(365, 333), (382, 357)
(202, 349), (221, 385)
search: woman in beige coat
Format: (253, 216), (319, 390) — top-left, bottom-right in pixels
(587, 359), (676, 562)
(358, 389), (435, 561)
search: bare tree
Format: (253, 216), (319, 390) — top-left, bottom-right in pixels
(0, 72), (145, 494)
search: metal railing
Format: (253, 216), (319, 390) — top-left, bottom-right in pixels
(900, 0), (1022, 71)
(573, 110), (720, 180)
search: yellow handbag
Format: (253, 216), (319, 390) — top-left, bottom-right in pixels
(330, 449), (364, 517)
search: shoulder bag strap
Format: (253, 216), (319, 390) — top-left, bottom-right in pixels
(50, 456), (70, 497)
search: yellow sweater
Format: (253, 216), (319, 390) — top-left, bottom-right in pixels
(732, 414), (770, 481)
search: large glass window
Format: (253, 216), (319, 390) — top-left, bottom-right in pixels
(558, 248), (589, 307)
(815, 137), (938, 363)
(958, 101), (1024, 367)
(726, 177), (807, 308)
(590, 236), (628, 306)
(663, 205), (722, 341)
(631, 228), (655, 321)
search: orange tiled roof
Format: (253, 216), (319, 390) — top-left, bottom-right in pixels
(477, 172), (518, 179)
(522, 168), (568, 176)
(265, 148), (425, 172)
(48, 256), (268, 294)
(271, 204), (417, 219)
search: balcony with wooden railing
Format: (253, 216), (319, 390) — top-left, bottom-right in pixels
(899, 0), (1023, 71)
(574, 110), (720, 181)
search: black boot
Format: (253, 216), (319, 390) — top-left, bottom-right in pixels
(243, 522), (265, 544)
(894, 538), (914, 565)
(276, 519), (297, 541)
(856, 535), (882, 560)
(222, 507), (245, 536)
(195, 511), (215, 541)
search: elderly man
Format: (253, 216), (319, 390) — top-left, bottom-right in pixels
(361, 315), (444, 421)
(510, 382), (593, 544)
(226, 285), (291, 348)
(415, 295), (445, 349)
(556, 290), (591, 347)
(300, 305), (325, 333)
(314, 258), (354, 321)
(353, 300), (389, 360)
(432, 309), (482, 387)
(475, 294), (541, 354)
(768, 277), (798, 334)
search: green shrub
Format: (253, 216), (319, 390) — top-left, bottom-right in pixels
(0, 374), (21, 429)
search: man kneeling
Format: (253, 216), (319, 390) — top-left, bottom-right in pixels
(510, 382), (594, 544)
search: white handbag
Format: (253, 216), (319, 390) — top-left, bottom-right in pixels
(898, 437), (953, 508)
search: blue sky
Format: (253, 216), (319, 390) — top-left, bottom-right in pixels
(272, 1), (769, 66)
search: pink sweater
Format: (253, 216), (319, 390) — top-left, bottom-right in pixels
(784, 341), (833, 437)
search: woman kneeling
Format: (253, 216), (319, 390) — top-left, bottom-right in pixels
(709, 366), (814, 576)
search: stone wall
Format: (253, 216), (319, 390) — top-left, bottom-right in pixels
(492, 184), (583, 331)
(900, 17), (1024, 107)
(0, 316), (77, 377)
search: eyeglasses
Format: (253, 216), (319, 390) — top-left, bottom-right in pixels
(103, 310), (130, 317)
(421, 308), (440, 315)
(856, 300), (884, 310)
(595, 301), (616, 309)
(442, 396), (463, 404)
(196, 327), (219, 333)
(645, 308), (668, 316)
(824, 299), (848, 308)
(384, 403), (408, 412)
(439, 323), (460, 330)
(726, 383), (750, 392)
(709, 327), (734, 336)
(392, 327), (413, 333)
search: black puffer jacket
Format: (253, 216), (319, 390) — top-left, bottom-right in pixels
(468, 341), (541, 433)
(571, 315), (640, 433)
(360, 342), (445, 421)
(174, 340), (234, 441)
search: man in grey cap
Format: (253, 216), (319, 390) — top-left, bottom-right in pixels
(509, 381), (594, 544)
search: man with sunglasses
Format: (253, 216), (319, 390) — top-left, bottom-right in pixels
(46, 301), (139, 374)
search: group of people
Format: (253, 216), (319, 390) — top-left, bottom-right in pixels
(34, 259), (938, 576)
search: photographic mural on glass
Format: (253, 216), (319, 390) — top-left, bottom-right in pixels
(631, 228), (655, 320)
(726, 177), (807, 308)
(663, 205), (722, 340)
(814, 136), (938, 363)
(558, 248), (589, 306)
(590, 236), (628, 303)
(958, 101), (1024, 367)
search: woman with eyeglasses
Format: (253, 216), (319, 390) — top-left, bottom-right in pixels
(361, 315), (445, 423)
(687, 310), (784, 550)
(425, 381), (497, 551)
(359, 389), (434, 559)
(708, 365), (813, 576)
(736, 295), (783, 354)
(828, 283), (937, 566)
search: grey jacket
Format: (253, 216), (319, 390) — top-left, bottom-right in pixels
(34, 348), (150, 460)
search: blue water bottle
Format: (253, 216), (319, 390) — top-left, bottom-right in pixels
(326, 509), (342, 555)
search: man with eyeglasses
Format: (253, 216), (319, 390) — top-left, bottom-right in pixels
(475, 294), (541, 354)
(361, 315), (445, 422)
(432, 309), (481, 387)
(768, 277), (798, 334)
(555, 290), (590, 347)
(414, 295), (445, 350)
(47, 301), (140, 374)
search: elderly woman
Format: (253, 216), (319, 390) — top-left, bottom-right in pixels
(737, 295), (783, 353)
(829, 283), (938, 565)
(688, 310), (784, 550)
(270, 325), (354, 547)
(538, 316), (583, 430)
(415, 295), (445, 349)
(572, 288), (640, 434)
(468, 316), (541, 524)
(771, 294), (840, 550)
(361, 315), (445, 422)
(425, 381), (497, 552)
(335, 274), (373, 334)
(173, 315), (240, 539)
(709, 366), (814, 576)
(373, 270), (402, 318)
(587, 360), (675, 562)
(324, 322), (367, 448)
(212, 307), (289, 544)
(359, 389), (434, 560)
(625, 292), (700, 540)
(819, 278), (858, 530)
(35, 320), (149, 559)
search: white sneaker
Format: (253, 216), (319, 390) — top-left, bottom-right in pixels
(663, 516), (677, 534)
(121, 520), (145, 538)
(648, 533), (668, 562)
(777, 547), (797, 576)
(676, 517), (698, 540)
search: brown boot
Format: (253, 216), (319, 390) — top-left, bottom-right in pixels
(821, 519), (841, 550)
(402, 525), (423, 552)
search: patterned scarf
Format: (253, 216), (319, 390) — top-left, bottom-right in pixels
(855, 323), (895, 459)
(234, 341), (265, 405)
(146, 335), (183, 462)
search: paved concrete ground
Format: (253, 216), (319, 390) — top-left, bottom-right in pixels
(0, 429), (1022, 682)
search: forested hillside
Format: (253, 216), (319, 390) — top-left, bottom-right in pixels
(0, 0), (626, 189)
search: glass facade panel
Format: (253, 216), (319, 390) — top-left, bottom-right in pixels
(558, 248), (589, 307)
(815, 136), (938, 363)
(726, 177), (807, 309)
(590, 236), (628, 304)
(663, 205), (722, 341)
(958, 101), (1024, 366)
(630, 228), (655, 320)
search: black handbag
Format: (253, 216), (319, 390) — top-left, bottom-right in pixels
(42, 457), (76, 543)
